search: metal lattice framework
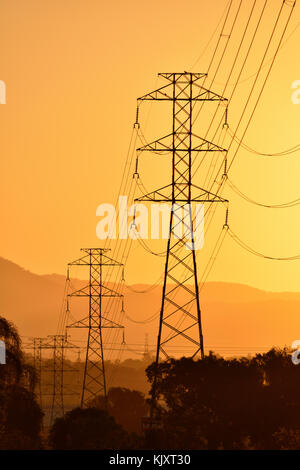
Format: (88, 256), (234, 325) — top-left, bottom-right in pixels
(32, 337), (44, 408)
(28, 335), (78, 424)
(67, 248), (124, 408)
(136, 72), (228, 364)
(47, 335), (78, 424)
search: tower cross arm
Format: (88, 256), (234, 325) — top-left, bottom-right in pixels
(138, 82), (173, 101)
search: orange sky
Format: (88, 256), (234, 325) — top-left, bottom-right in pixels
(1, 0), (300, 291)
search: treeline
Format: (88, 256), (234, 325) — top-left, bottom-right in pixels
(2, 316), (300, 449)
(0, 317), (43, 449)
(23, 353), (153, 411)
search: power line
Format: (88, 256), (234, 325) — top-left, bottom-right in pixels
(226, 176), (300, 208)
(227, 126), (300, 156)
(228, 227), (300, 260)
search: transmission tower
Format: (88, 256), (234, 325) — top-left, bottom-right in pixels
(27, 335), (78, 424)
(143, 333), (149, 360)
(46, 335), (78, 424)
(67, 248), (124, 408)
(32, 337), (45, 408)
(135, 73), (228, 403)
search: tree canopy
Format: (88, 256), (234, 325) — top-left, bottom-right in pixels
(0, 316), (43, 449)
(145, 349), (300, 449)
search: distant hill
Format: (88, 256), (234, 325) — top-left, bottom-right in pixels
(0, 257), (66, 338)
(0, 256), (299, 357)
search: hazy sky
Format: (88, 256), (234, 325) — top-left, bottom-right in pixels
(1, 0), (300, 291)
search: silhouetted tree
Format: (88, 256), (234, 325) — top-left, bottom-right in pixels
(90, 387), (148, 434)
(0, 385), (43, 449)
(0, 317), (43, 449)
(251, 348), (300, 448)
(0, 316), (43, 449)
(145, 349), (300, 450)
(0, 316), (23, 386)
(49, 407), (131, 450)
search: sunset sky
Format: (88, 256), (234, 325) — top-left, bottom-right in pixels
(1, 0), (300, 292)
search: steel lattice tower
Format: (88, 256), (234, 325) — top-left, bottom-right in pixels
(47, 335), (78, 424)
(49, 335), (64, 423)
(29, 335), (78, 424)
(67, 248), (124, 408)
(136, 72), (228, 365)
(33, 337), (44, 408)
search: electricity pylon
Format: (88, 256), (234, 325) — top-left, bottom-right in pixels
(28, 335), (78, 424)
(67, 248), (124, 408)
(47, 335), (78, 424)
(143, 333), (149, 360)
(26, 337), (49, 406)
(136, 73), (228, 382)
(32, 337), (45, 407)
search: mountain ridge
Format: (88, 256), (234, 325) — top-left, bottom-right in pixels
(0, 256), (299, 355)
